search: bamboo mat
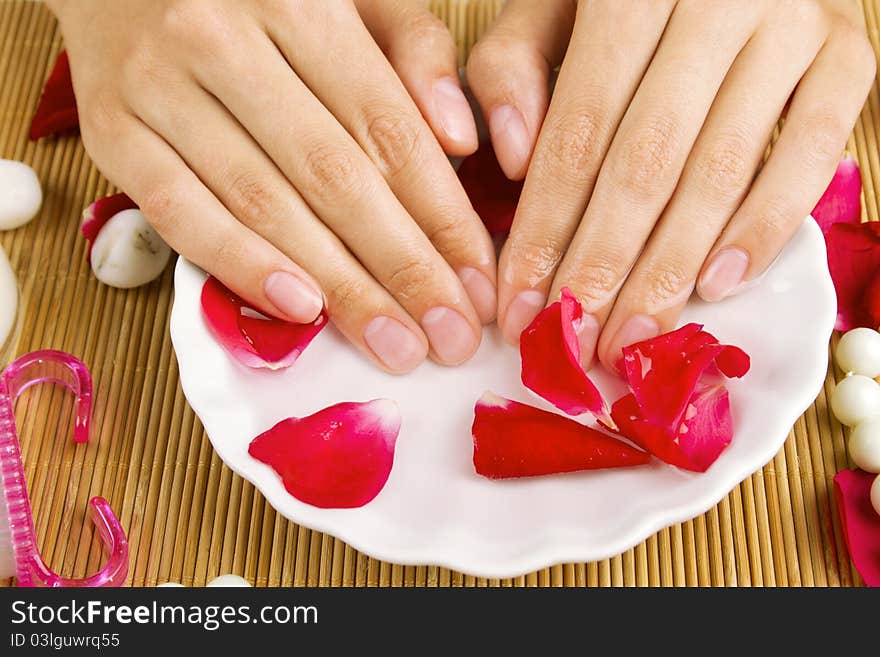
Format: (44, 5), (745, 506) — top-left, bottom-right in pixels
(0, 0), (876, 587)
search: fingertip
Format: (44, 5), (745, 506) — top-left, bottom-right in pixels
(432, 76), (479, 156)
(697, 247), (750, 303)
(363, 315), (429, 374)
(500, 289), (546, 345)
(458, 267), (498, 324)
(263, 270), (324, 323)
(488, 104), (531, 180)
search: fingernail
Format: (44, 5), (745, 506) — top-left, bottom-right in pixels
(421, 306), (478, 365)
(502, 290), (546, 344)
(264, 271), (323, 322)
(699, 248), (750, 302)
(433, 77), (478, 146)
(488, 104), (530, 179)
(610, 314), (660, 372)
(458, 267), (497, 324)
(575, 313), (601, 370)
(364, 316), (427, 373)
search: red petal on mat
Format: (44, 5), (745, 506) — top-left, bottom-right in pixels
(29, 50), (79, 140)
(249, 400), (400, 508)
(621, 323), (739, 430)
(812, 155), (862, 235)
(457, 143), (523, 236)
(520, 287), (609, 419)
(472, 392), (649, 479)
(826, 221), (880, 331)
(81, 193), (139, 257)
(833, 469), (880, 587)
(201, 275), (328, 370)
(610, 382), (733, 473)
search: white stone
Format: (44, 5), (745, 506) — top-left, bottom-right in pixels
(0, 159), (42, 230)
(206, 574), (251, 587)
(871, 474), (880, 516)
(157, 582), (184, 587)
(836, 328), (880, 378)
(0, 244), (18, 359)
(831, 374), (880, 427)
(90, 209), (171, 288)
(849, 418), (880, 473)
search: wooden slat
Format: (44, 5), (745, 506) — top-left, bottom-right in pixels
(0, 0), (876, 588)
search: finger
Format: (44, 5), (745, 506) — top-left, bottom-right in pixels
(698, 19), (875, 305)
(78, 109), (324, 325)
(125, 79), (432, 374)
(495, 0), (676, 345)
(356, 0), (477, 155)
(598, 17), (828, 371)
(465, 0), (576, 179)
(187, 22), (481, 365)
(548, 1), (762, 364)
(262, 1), (497, 325)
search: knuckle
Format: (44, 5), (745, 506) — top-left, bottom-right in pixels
(327, 277), (369, 315)
(399, 11), (453, 57)
(385, 259), (436, 302)
(639, 263), (691, 308)
(535, 108), (604, 184)
(303, 144), (367, 204)
(786, 0), (828, 31)
(694, 134), (753, 200)
(364, 111), (420, 178)
(80, 90), (124, 139)
(836, 25), (877, 80)
(138, 184), (180, 236)
(615, 117), (681, 195)
(799, 110), (847, 164)
(225, 171), (277, 230)
(467, 37), (538, 80)
(569, 259), (622, 308)
(752, 198), (792, 239)
(424, 214), (471, 258)
(162, 0), (233, 57)
(506, 236), (565, 282)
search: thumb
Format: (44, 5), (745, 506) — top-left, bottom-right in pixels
(465, 0), (575, 180)
(357, 0), (478, 156)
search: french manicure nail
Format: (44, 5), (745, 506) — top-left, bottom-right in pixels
(699, 248), (750, 302)
(433, 77), (478, 146)
(263, 271), (323, 322)
(575, 312), (601, 369)
(364, 316), (427, 373)
(503, 290), (546, 343)
(421, 306), (478, 364)
(458, 267), (497, 324)
(610, 314), (660, 372)
(488, 104), (530, 179)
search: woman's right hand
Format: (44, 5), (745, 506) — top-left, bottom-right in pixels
(48, 0), (497, 373)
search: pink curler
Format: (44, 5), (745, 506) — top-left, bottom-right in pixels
(0, 350), (128, 587)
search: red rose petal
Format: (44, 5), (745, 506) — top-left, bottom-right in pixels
(826, 221), (880, 331)
(81, 193), (139, 257)
(472, 392), (650, 479)
(610, 382), (733, 473)
(457, 143), (523, 236)
(715, 345), (751, 379)
(833, 469), (880, 587)
(249, 400), (400, 508)
(622, 323), (730, 430)
(201, 275), (328, 370)
(29, 50), (79, 141)
(520, 287), (609, 420)
(812, 155), (862, 235)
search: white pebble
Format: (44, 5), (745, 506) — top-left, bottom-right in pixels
(831, 374), (880, 427)
(0, 159), (42, 230)
(90, 209), (171, 288)
(849, 418), (880, 473)
(206, 574), (251, 587)
(837, 328), (880, 378)
(872, 474), (880, 516)
(157, 582), (184, 587)
(0, 244), (18, 358)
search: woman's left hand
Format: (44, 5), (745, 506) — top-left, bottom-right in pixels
(467, 0), (875, 371)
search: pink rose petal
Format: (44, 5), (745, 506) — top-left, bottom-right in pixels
(826, 221), (880, 331)
(249, 400), (400, 508)
(812, 155), (862, 235)
(201, 275), (328, 370)
(81, 193), (139, 257)
(472, 392), (650, 479)
(520, 287), (609, 420)
(833, 469), (880, 587)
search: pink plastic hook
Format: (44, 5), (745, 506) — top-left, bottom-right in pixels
(0, 350), (128, 587)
